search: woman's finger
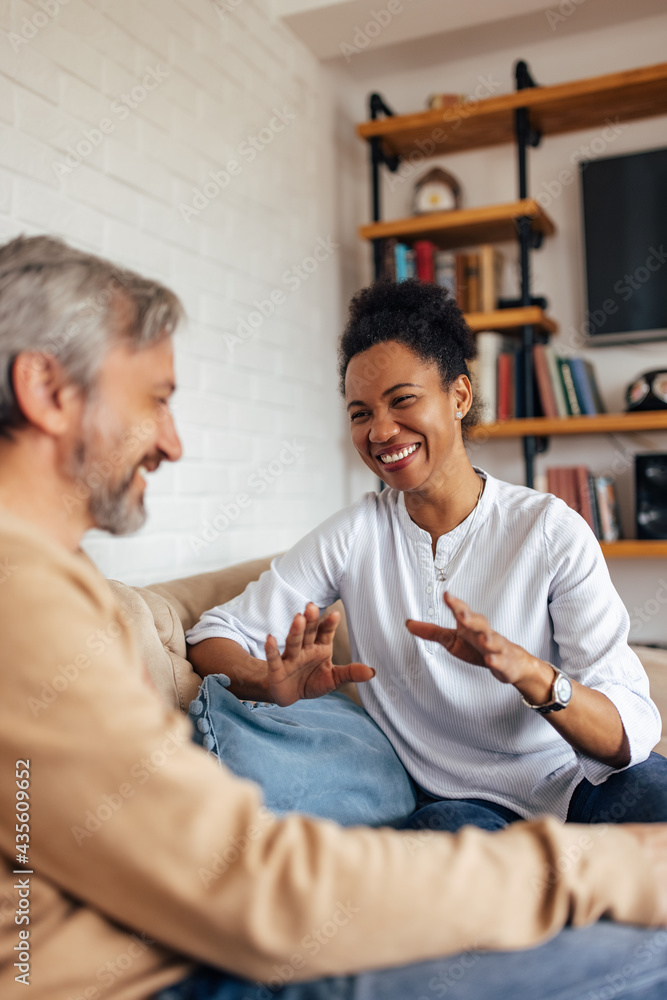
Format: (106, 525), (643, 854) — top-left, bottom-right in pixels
(283, 612), (306, 658)
(315, 610), (340, 647)
(265, 634), (284, 673)
(406, 619), (455, 647)
(301, 602), (320, 649)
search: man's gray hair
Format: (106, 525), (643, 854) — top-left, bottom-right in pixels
(0, 234), (184, 435)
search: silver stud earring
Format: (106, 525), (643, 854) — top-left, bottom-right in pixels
(455, 410), (463, 420)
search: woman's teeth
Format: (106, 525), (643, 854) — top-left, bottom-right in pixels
(380, 444), (418, 465)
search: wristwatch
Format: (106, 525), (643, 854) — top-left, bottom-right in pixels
(521, 666), (572, 715)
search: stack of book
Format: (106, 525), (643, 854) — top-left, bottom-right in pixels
(533, 344), (605, 417)
(472, 335), (606, 423)
(383, 240), (504, 313)
(545, 467), (621, 541)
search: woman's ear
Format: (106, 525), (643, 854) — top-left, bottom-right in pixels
(453, 374), (473, 420)
(11, 352), (82, 436)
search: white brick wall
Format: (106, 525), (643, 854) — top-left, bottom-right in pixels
(0, 0), (349, 585)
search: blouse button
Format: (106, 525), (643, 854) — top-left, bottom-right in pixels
(428, 607), (434, 616)
(426, 585), (433, 594)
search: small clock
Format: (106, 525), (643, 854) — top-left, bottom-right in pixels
(412, 167), (461, 215)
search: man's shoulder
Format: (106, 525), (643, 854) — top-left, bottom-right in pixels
(0, 509), (114, 616)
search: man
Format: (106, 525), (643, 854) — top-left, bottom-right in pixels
(0, 234), (665, 1000)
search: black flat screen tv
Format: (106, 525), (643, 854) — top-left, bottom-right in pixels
(580, 146), (667, 346)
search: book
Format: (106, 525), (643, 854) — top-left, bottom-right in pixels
(583, 360), (606, 413)
(434, 250), (456, 298)
(568, 357), (597, 415)
(478, 245), (505, 313)
(497, 351), (515, 421)
(475, 331), (504, 423)
(414, 240), (435, 283)
(574, 466), (596, 532)
(544, 346), (569, 417)
(595, 476), (621, 541)
(405, 248), (416, 279)
(533, 344), (559, 417)
(465, 252), (480, 312)
(558, 359), (582, 416)
(455, 253), (468, 311)
(394, 243), (408, 281)
(383, 238), (397, 281)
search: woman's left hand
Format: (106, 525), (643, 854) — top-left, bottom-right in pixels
(406, 592), (539, 687)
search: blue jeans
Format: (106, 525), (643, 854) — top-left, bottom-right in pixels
(399, 752), (667, 835)
(155, 923), (667, 999)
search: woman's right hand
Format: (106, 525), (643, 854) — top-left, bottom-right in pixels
(265, 602), (375, 706)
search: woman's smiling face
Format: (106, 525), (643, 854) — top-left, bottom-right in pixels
(344, 340), (471, 492)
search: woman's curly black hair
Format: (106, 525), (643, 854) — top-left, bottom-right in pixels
(337, 278), (480, 427)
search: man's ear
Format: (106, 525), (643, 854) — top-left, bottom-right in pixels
(11, 352), (82, 436)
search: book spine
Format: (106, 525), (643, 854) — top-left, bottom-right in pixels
(533, 345), (559, 417)
(558, 359), (582, 416)
(475, 331), (502, 423)
(569, 358), (596, 415)
(544, 346), (569, 417)
(497, 352), (513, 422)
(574, 466), (596, 531)
(434, 251), (456, 298)
(583, 360), (606, 413)
(466, 252), (480, 312)
(456, 253), (468, 311)
(395, 243), (408, 282)
(588, 471), (602, 539)
(414, 240), (435, 283)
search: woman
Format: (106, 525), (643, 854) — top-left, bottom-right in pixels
(187, 279), (666, 832)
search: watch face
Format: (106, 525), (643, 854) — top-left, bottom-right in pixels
(554, 673), (572, 706)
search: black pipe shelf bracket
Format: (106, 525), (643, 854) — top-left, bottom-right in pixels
(362, 64), (552, 488)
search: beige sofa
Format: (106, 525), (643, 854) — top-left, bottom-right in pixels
(109, 556), (666, 758)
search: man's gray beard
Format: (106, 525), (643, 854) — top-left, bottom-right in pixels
(69, 406), (147, 536)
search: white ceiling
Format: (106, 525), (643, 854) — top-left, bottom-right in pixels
(273, 0), (667, 65)
(273, 0), (563, 61)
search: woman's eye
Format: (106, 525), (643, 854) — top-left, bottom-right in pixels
(350, 410), (369, 421)
(393, 395), (415, 406)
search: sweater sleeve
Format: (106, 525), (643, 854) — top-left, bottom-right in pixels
(543, 498), (662, 783)
(185, 496), (369, 655)
(0, 545), (662, 986)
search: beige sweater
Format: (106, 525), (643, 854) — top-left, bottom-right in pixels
(0, 510), (661, 1000)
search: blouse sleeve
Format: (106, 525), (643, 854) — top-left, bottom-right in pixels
(185, 496), (370, 657)
(543, 497), (662, 784)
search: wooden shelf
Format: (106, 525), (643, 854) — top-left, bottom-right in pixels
(359, 199), (555, 250)
(357, 62), (667, 160)
(600, 541), (667, 559)
(464, 307), (557, 335)
(469, 411), (667, 440)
